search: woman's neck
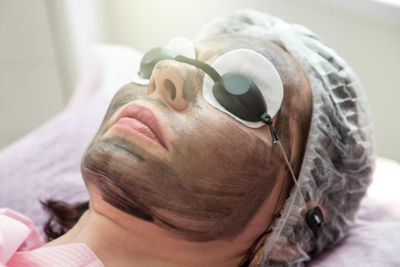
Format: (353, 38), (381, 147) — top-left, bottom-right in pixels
(43, 200), (250, 267)
(41, 175), (287, 267)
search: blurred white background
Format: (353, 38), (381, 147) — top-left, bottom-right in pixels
(0, 0), (399, 161)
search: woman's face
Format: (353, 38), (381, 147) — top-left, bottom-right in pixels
(81, 35), (310, 242)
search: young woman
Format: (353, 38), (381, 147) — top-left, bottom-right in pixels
(2, 9), (374, 267)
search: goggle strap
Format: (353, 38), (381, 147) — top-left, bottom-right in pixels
(174, 55), (221, 82)
(275, 139), (306, 204)
(261, 113), (279, 144)
(261, 112), (306, 204)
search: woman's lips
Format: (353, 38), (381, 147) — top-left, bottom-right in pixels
(113, 103), (167, 149)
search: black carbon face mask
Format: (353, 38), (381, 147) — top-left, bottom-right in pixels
(138, 46), (324, 240)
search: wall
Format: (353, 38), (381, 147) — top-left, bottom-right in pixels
(0, 0), (64, 148)
(102, 0), (400, 162)
(0, 0), (104, 149)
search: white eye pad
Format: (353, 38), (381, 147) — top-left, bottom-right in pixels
(165, 36), (196, 59)
(130, 36), (195, 86)
(202, 48), (284, 128)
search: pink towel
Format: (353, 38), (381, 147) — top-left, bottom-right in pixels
(0, 209), (104, 267)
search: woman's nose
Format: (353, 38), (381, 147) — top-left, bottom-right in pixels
(148, 60), (200, 112)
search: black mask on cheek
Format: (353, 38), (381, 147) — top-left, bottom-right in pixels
(82, 96), (281, 242)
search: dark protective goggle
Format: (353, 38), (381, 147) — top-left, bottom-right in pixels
(139, 47), (273, 124)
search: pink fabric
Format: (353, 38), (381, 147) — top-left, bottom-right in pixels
(0, 209), (44, 264)
(0, 209), (104, 267)
(7, 243), (104, 267)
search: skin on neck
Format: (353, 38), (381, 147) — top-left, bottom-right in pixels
(44, 176), (286, 267)
(43, 35), (312, 266)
